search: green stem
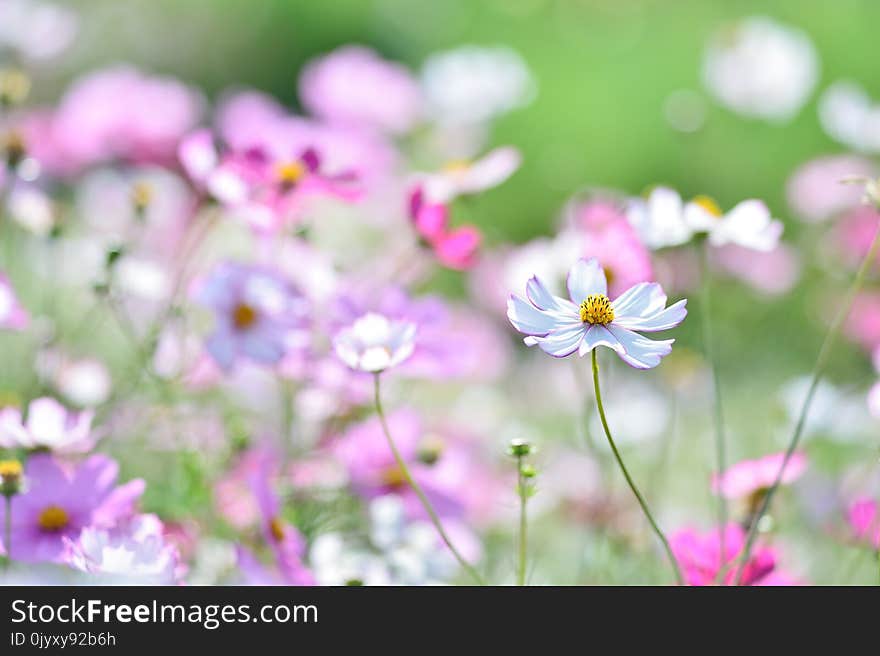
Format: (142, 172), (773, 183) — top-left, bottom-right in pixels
(372, 374), (485, 585)
(698, 245), (728, 578)
(591, 349), (684, 585)
(516, 455), (528, 586)
(735, 215), (880, 585)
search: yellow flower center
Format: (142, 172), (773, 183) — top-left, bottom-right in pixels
(692, 194), (723, 218)
(38, 505), (69, 532)
(442, 159), (472, 177)
(0, 460), (22, 480)
(580, 294), (615, 325)
(269, 516), (286, 542)
(131, 182), (152, 211)
(275, 161), (306, 187)
(232, 303), (258, 330)
(380, 465), (408, 489)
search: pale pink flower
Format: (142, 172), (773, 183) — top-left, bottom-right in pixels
(786, 155), (877, 223)
(712, 451), (808, 500)
(418, 146), (520, 203)
(0, 270), (28, 330)
(711, 243), (802, 296)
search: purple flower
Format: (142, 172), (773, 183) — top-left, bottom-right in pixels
(0, 397), (95, 453)
(508, 258), (687, 369)
(0, 269), (28, 330)
(194, 262), (310, 372)
(299, 45), (423, 135)
(0, 454), (145, 563)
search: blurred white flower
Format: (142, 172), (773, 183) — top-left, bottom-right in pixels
(0, 0), (78, 60)
(334, 313), (416, 373)
(702, 17), (818, 121)
(0, 396), (95, 453)
(819, 80), (880, 153)
(421, 45), (535, 125)
(626, 187), (692, 249)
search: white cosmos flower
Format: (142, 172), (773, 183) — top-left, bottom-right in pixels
(684, 196), (783, 251)
(626, 186), (693, 249)
(334, 313), (417, 373)
(507, 258), (687, 369)
(702, 16), (818, 121)
(420, 146), (521, 203)
(627, 187), (782, 252)
(819, 80), (880, 153)
(0, 397), (95, 453)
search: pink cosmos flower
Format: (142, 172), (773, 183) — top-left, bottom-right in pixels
(671, 523), (799, 586)
(214, 447), (275, 531)
(299, 45), (423, 135)
(711, 243), (802, 296)
(0, 397), (95, 453)
(565, 199), (654, 297)
(0, 454), (145, 563)
(832, 204), (880, 271)
(712, 451), (808, 500)
(0, 270), (28, 330)
(408, 186), (481, 270)
(844, 291), (880, 354)
(23, 66), (203, 176)
(786, 155), (878, 223)
(847, 497), (880, 549)
(331, 408), (469, 521)
(179, 129), (361, 234)
(193, 262), (310, 372)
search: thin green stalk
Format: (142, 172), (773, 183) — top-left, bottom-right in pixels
(372, 374), (485, 585)
(735, 216), (880, 585)
(698, 245), (728, 578)
(516, 454), (528, 586)
(591, 349), (684, 585)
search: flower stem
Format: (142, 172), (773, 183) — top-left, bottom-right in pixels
(372, 374), (485, 585)
(734, 214), (880, 585)
(591, 349), (684, 585)
(516, 454), (529, 586)
(698, 245), (729, 577)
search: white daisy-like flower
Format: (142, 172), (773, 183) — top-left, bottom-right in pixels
(627, 187), (782, 252)
(334, 313), (417, 373)
(684, 195), (783, 251)
(0, 397), (95, 453)
(819, 80), (880, 153)
(507, 258), (687, 369)
(420, 146), (521, 203)
(702, 16), (818, 122)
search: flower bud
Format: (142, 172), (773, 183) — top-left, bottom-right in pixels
(507, 438), (533, 458)
(0, 459), (23, 497)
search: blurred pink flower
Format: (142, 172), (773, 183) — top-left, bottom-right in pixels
(712, 451), (807, 500)
(711, 243), (802, 296)
(671, 523), (799, 585)
(193, 262), (310, 372)
(847, 497), (880, 548)
(23, 66), (203, 176)
(418, 146), (520, 202)
(787, 155), (878, 223)
(214, 448), (275, 531)
(844, 291), (880, 353)
(408, 186), (481, 270)
(0, 454), (144, 563)
(566, 199), (654, 297)
(0, 270), (28, 330)
(832, 204), (880, 271)
(299, 45), (423, 135)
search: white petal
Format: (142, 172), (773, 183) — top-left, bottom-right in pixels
(712, 200), (782, 251)
(507, 294), (558, 336)
(611, 282), (667, 319)
(577, 324), (621, 356)
(614, 299), (688, 333)
(534, 324), (587, 358)
(566, 258), (606, 302)
(606, 325), (674, 369)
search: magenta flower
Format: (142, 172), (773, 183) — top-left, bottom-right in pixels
(179, 130), (361, 234)
(0, 270), (28, 330)
(24, 65), (203, 175)
(508, 258), (687, 369)
(671, 523), (799, 586)
(331, 408), (468, 521)
(0, 454), (144, 563)
(408, 186), (481, 270)
(299, 45), (423, 135)
(0, 397), (95, 453)
(712, 451), (807, 500)
(194, 262), (310, 372)
(848, 497), (880, 549)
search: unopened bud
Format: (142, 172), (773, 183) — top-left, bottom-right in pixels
(508, 438), (534, 458)
(0, 459), (23, 497)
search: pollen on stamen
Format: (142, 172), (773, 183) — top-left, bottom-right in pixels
(232, 303), (258, 330)
(692, 194), (723, 217)
(38, 505), (69, 532)
(579, 294), (615, 325)
(275, 161), (306, 186)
